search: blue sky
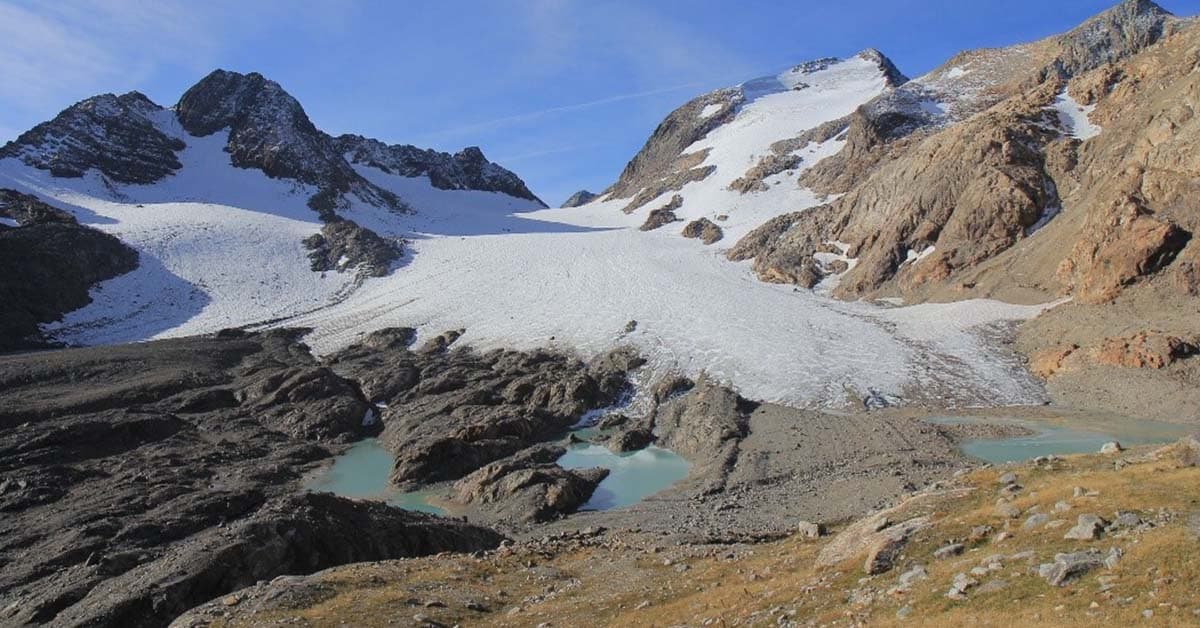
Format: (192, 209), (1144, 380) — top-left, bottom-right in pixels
(2, 0), (1198, 205)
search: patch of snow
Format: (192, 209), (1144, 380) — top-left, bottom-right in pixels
(813, 240), (859, 295)
(361, 408), (377, 426)
(1049, 89), (1101, 140)
(0, 217), (19, 227)
(903, 245), (936, 265)
(699, 103), (723, 119)
(944, 66), (969, 79)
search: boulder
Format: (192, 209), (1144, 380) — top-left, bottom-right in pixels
(797, 521), (825, 539)
(681, 218), (724, 244)
(451, 446), (609, 523)
(1040, 550), (1105, 586)
(1064, 514), (1106, 540)
(934, 543), (965, 559)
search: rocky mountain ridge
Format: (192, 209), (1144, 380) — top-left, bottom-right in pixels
(1, 69), (541, 219)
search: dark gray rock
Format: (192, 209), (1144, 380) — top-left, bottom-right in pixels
(336, 135), (544, 206)
(0, 330), (504, 628)
(0, 190), (138, 351)
(452, 445), (607, 523)
(0, 92), (184, 184)
(303, 218), (402, 277)
(607, 427), (655, 453)
(325, 330), (642, 489)
(561, 190), (598, 208)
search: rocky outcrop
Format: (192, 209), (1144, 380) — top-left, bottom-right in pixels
(561, 189), (599, 207)
(0, 330), (504, 628)
(0, 190), (138, 351)
(336, 135), (545, 205)
(0, 92), (184, 184)
(325, 328), (644, 489)
(1057, 200), (1190, 303)
(1092, 331), (1198, 369)
(681, 217), (723, 244)
(651, 376), (755, 493)
(303, 217), (403, 277)
(639, 195), (683, 231)
(176, 69), (406, 216)
(452, 445), (608, 523)
(605, 88), (740, 204)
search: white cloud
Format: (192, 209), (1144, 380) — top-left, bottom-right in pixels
(0, 0), (222, 114)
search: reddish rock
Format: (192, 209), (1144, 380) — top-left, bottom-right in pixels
(1091, 331), (1198, 369)
(1029, 344), (1079, 379)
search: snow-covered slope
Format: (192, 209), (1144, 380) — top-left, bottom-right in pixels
(0, 62), (1064, 410)
(591, 51), (901, 243)
(275, 196), (1058, 408)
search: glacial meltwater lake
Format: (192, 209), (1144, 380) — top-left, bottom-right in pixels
(305, 439), (445, 514)
(308, 436), (691, 514)
(929, 415), (1191, 464)
(557, 442), (690, 510)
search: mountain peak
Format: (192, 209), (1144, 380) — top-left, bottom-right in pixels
(854, 48), (909, 87)
(1051, 0), (1178, 76)
(0, 89), (183, 184)
(175, 69), (307, 138)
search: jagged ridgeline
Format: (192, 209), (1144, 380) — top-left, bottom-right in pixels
(2, 69), (544, 217)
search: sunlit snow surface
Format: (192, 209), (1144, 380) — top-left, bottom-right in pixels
(0, 58), (1062, 408)
(1050, 89), (1102, 140)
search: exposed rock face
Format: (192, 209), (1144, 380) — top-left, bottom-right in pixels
(650, 376), (755, 494)
(325, 328), (644, 489)
(0, 92), (184, 184)
(303, 218), (403, 277)
(0, 190), (138, 351)
(681, 217), (723, 244)
(561, 189), (599, 207)
(0, 330), (504, 628)
(605, 88), (741, 205)
(175, 69), (405, 216)
(1057, 200), (1190, 303)
(1092, 331), (1198, 369)
(336, 135), (545, 205)
(737, 0), (1184, 302)
(0, 188), (77, 224)
(451, 445), (608, 523)
(640, 195), (683, 231)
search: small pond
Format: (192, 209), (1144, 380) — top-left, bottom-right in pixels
(557, 442), (690, 510)
(929, 415), (1191, 464)
(305, 439), (444, 514)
